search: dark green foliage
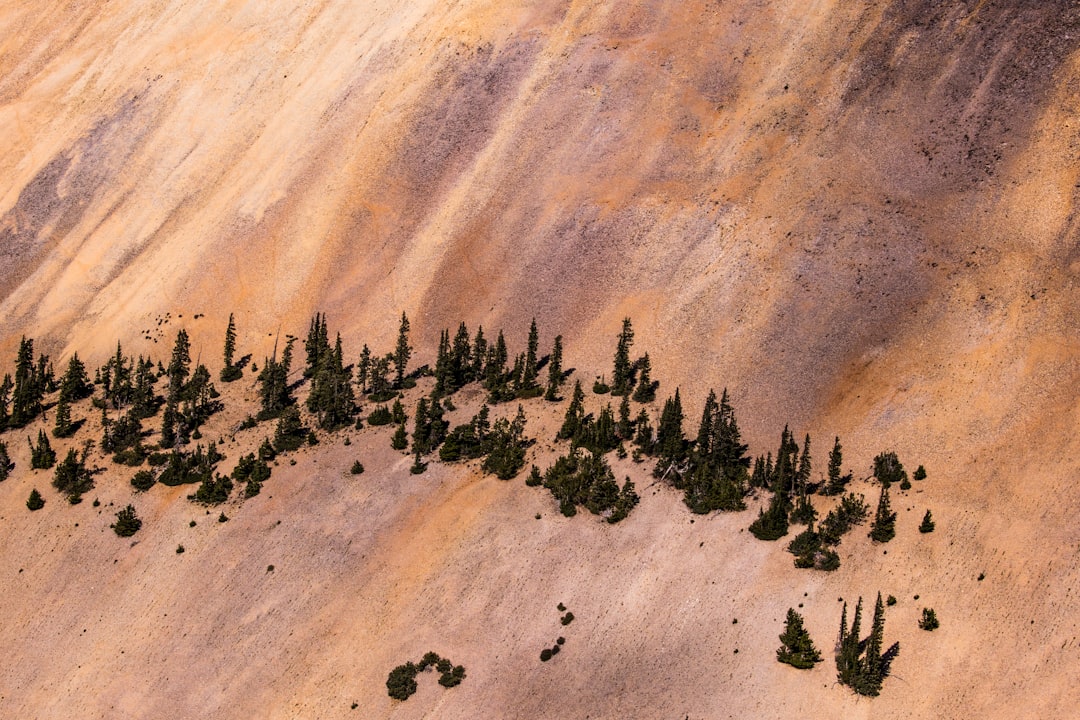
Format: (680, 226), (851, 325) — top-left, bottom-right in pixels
(386, 663), (418, 700)
(617, 394), (633, 440)
(919, 509), (935, 533)
(540, 448), (638, 520)
(391, 399), (407, 425)
(557, 381), (586, 441)
(836, 594), (896, 696)
(111, 504), (142, 536)
(412, 393), (449, 455)
(560, 612), (575, 626)
(367, 354), (394, 401)
(11, 337), (48, 427)
(60, 352), (93, 402)
(919, 608), (939, 631)
(611, 318), (635, 396)
(777, 609), (822, 669)
(391, 423), (408, 450)
(0, 441), (11, 481)
(218, 512), (229, 523)
(166, 329), (192, 402)
(53, 395), (75, 438)
(872, 451), (908, 488)
(394, 312), (411, 388)
(540, 649), (552, 662)
(591, 377), (610, 395)
(790, 492), (817, 526)
(633, 409), (654, 454)
(913, 465), (927, 481)
(787, 524), (821, 557)
(220, 314), (243, 382)
(131, 469), (157, 491)
(256, 338), (295, 419)
(189, 473), (233, 504)
(350, 460), (365, 475)
(387, 652), (465, 700)
(307, 333), (355, 430)
(410, 447), (427, 475)
(481, 406), (530, 480)
(367, 405), (392, 426)
(631, 353), (656, 403)
(258, 438), (277, 462)
(817, 548), (841, 571)
(571, 403), (619, 455)
(678, 389), (749, 513)
(304, 313), (330, 379)
(26, 488), (45, 511)
(749, 493), (789, 541)
(544, 335), (564, 401)
(654, 389), (686, 469)
(517, 318), (541, 397)
(0, 374), (11, 431)
(103, 408), (147, 464)
(818, 492), (870, 545)
(821, 436), (852, 495)
(525, 465), (542, 486)
(231, 453), (271, 485)
(440, 405), (491, 462)
(158, 443), (222, 486)
(30, 430), (56, 469)
(869, 486), (897, 543)
(272, 406), (307, 452)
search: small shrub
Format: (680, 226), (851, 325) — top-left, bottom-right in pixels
(557, 603), (566, 612)
(111, 505), (142, 537)
(367, 406), (393, 426)
(525, 465), (542, 487)
(919, 607), (940, 631)
(886, 595), (897, 606)
(540, 649), (552, 662)
(919, 509), (935, 533)
(350, 461), (365, 475)
(218, 512), (229, 523)
(386, 662), (419, 700)
(131, 470), (156, 492)
(550, 644), (560, 656)
(560, 612), (575, 626)
(557, 637), (565, 645)
(26, 489), (45, 511)
(592, 379), (610, 394)
(913, 465), (927, 481)
(238, 415), (258, 430)
(176, 544), (185, 554)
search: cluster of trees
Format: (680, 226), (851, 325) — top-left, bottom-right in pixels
(386, 652), (466, 701)
(160, 330), (222, 448)
(52, 446), (95, 503)
(0, 337), (55, 432)
(437, 404), (531, 480)
(536, 448), (638, 522)
(836, 594), (899, 696)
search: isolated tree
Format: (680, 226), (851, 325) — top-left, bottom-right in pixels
(26, 488), (45, 511)
(919, 608), (939, 631)
(166, 329), (191, 402)
(823, 436), (852, 495)
(53, 447), (94, 501)
(777, 608), (822, 669)
(59, 353), (93, 402)
(919, 509), (935, 533)
(913, 465), (927, 481)
(872, 450), (907, 488)
(220, 313), (243, 382)
(545, 335), (564, 401)
(394, 311), (411, 388)
(611, 318), (635, 396)
(111, 504), (142, 537)
(869, 486), (897, 542)
(518, 318), (541, 396)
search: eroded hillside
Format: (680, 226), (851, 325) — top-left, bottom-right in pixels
(0, 0), (1078, 718)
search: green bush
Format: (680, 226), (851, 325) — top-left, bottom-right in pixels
(350, 460), (365, 475)
(560, 612), (575, 626)
(919, 608), (939, 631)
(131, 470), (157, 491)
(26, 488), (45, 511)
(386, 663), (418, 701)
(111, 505), (142, 537)
(540, 648), (552, 662)
(367, 406), (393, 426)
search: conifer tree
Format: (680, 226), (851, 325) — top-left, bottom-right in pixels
(450, 322), (473, 387)
(392, 423), (408, 451)
(167, 329), (191, 403)
(872, 451), (907, 488)
(394, 311), (411, 388)
(30, 430), (56, 469)
(611, 318), (635, 396)
(632, 409), (654, 453)
(557, 381), (586, 440)
(796, 434), (812, 494)
(53, 394), (74, 438)
(919, 608), (939, 631)
(519, 319), (541, 397)
(0, 373), (11, 431)
(111, 504), (142, 536)
(26, 488), (45, 511)
(836, 598), (862, 689)
(617, 394), (633, 439)
(220, 313), (243, 382)
(257, 338), (295, 419)
(545, 335), (564, 401)
(471, 326), (488, 382)
(59, 353), (93, 402)
(11, 337), (44, 427)
(434, 329), (452, 396)
(356, 344), (372, 393)
(0, 441), (11, 481)
(654, 389), (686, 467)
(919, 509), (935, 533)
(304, 313), (330, 379)
(631, 352), (655, 402)
(869, 486), (897, 542)
(860, 593), (887, 693)
(822, 436), (851, 495)
(777, 608), (822, 669)
(53, 446), (93, 501)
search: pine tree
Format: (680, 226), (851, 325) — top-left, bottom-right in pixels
(545, 335), (564, 401)
(356, 344), (372, 393)
(617, 394), (633, 439)
(611, 318), (635, 396)
(26, 488), (45, 511)
(111, 504), (142, 536)
(220, 313), (243, 382)
(471, 326), (488, 382)
(869, 486), (897, 542)
(631, 352), (655, 402)
(11, 337), (44, 427)
(795, 434), (812, 494)
(557, 381), (586, 440)
(30, 430), (56, 469)
(53, 394), (74, 438)
(59, 353), (93, 402)
(0, 441), (11, 481)
(518, 318), (541, 396)
(836, 598), (862, 688)
(822, 436), (851, 495)
(53, 447), (94, 501)
(777, 608), (822, 669)
(257, 338), (295, 419)
(394, 311), (411, 388)
(632, 409), (654, 453)
(919, 509), (935, 533)
(0, 373), (11, 431)
(450, 322), (472, 387)
(919, 608), (939, 631)
(304, 313), (330, 379)
(859, 593), (887, 694)
(872, 450), (907, 488)
(392, 423), (408, 451)
(655, 389), (686, 466)
(167, 329), (191, 403)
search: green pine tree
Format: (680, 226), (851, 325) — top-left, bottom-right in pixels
(611, 318), (635, 396)
(30, 429), (56, 469)
(26, 488), (45, 511)
(53, 394), (75, 438)
(392, 423), (408, 451)
(545, 335), (564, 401)
(869, 486), (897, 542)
(0, 440), (11, 481)
(777, 608), (822, 669)
(919, 509), (935, 533)
(631, 352), (655, 402)
(394, 311), (411, 388)
(220, 313), (243, 382)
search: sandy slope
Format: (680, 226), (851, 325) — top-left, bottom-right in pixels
(0, 0), (1079, 717)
